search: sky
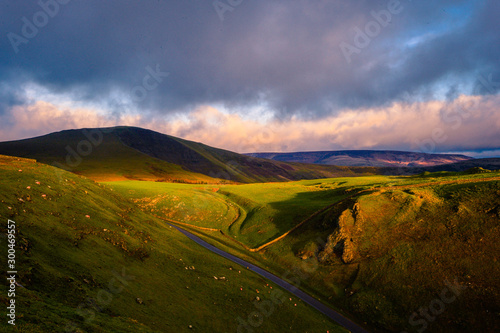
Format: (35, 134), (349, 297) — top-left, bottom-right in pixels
(0, 0), (499, 156)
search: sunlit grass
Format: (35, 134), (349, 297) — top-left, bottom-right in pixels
(0, 155), (345, 332)
(104, 170), (500, 332)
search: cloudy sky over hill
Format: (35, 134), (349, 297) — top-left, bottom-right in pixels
(1, 0), (499, 156)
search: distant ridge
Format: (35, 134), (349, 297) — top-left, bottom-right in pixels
(245, 150), (472, 167)
(1, 127), (496, 182)
(0, 127), (379, 183)
(393, 158), (500, 174)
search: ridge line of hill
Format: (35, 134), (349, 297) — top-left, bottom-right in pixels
(246, 150), (474, 168)
(0, 126), (498, 183)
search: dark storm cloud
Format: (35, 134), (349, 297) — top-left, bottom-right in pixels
(0, 69), (30, 116)
(0, 0), (498, 118)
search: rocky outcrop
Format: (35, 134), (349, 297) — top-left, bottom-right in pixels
(318, 203), (363, 264)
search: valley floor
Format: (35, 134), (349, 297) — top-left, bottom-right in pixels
(1, 154), (498, 332)
(107, 170), (500, 332)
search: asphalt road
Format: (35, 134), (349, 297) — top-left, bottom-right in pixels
(168, 223), (370, 333)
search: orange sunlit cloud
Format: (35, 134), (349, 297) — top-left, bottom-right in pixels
(1, 95), (499, 155)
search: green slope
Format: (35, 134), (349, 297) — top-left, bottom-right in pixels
(0, 155), (345, 332)
(0, 126), (379, 183)
(0, 128), (221, 183)
(107, 172), (500, 332)
(114, 126), (380, 183)
(272, 175), (500, 332)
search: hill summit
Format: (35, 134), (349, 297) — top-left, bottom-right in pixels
(0, 127), (377, 182)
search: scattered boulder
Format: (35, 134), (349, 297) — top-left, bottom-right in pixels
(136, 297), (144, 305)
(297, 250), (314, 260)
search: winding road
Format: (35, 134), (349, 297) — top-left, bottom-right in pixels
(168, 223), (370, 333)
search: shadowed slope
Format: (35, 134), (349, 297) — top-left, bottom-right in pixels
(0, 127), (379, 183)
(0, 128), (219, 182)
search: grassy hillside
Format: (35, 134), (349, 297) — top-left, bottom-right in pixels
(280, 175), (500, 332)
(107, 181), (241, 231)
(0, 155), (345, 332)
(114, 127), (382, 182)
(0, 127), (380, 183)
(0, 129), (219, 183)
(107, 171), (500, 332)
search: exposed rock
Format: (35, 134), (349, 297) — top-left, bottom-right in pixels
(341, 238), (357, 264)
(318, 205), (360, 264)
